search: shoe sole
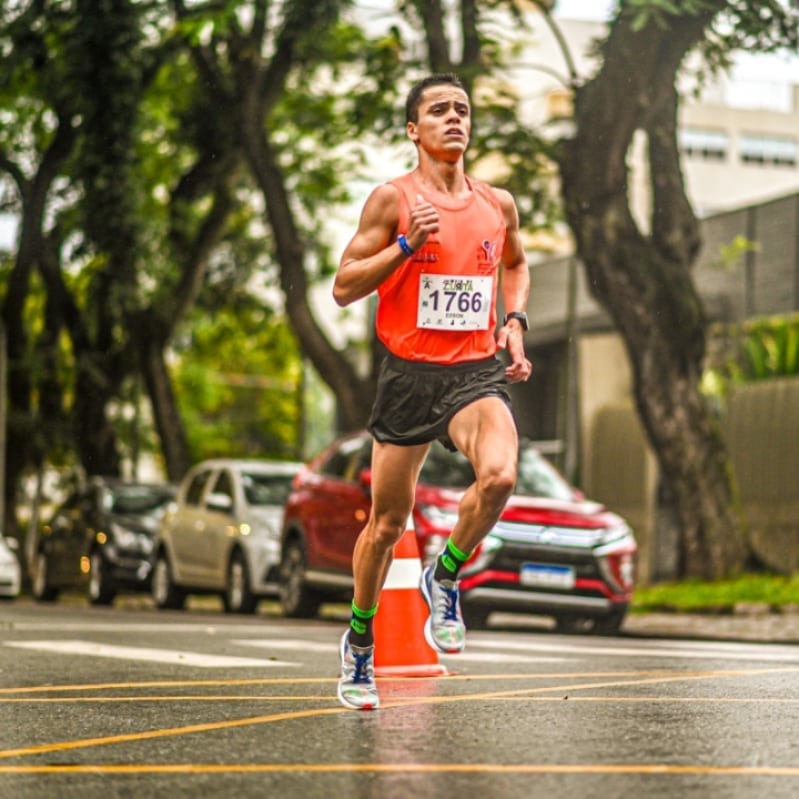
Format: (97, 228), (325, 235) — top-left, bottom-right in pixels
(336, 683), (379, 711)
(420, 569), (465, 655)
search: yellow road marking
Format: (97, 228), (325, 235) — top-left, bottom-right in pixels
(0, 671), (653, 695)
(0, 707), (350, 759)
(2, 666), (798, 761)
(1, 763), (799, 777)
(3, 694), (798, 704)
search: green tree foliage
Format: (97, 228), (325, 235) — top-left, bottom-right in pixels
(173, 303), (303, 462)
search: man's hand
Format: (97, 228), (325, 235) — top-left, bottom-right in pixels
(496, 323), (533, 383)
(406, 193), (439, 251)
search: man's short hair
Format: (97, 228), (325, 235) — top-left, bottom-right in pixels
(405, 73), (466, 124)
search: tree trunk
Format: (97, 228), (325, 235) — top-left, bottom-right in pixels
(240, 128), (376, 431)
(137, 328), (192, 481)
(72, 358), (122, 478)
(1, 117), (76, 538)
(556, 3), (747, 578)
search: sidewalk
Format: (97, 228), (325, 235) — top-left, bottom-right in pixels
(623, 607), (799, 645)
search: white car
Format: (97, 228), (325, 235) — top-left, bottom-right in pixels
(0, 535), (21, 599)
(152, 459), (303, 613)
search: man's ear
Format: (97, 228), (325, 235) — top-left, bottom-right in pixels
(406, 121), (419, 143)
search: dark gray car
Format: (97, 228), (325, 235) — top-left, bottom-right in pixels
(32, 477), (176, 605)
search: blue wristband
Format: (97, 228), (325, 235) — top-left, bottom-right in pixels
(397, 234), (415, 257)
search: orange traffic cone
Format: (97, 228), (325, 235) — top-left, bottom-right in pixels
(373, 517), (449, 678)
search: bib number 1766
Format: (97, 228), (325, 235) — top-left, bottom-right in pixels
(417, 274), (493, 330)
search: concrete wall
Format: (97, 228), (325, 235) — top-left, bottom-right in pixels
(725, 378), (799, 573)
(579, 368), (799, 583)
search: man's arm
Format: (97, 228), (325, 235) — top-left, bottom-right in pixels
(333, 184), (401, 307)
(333, 185), (439, 307)
(493, 187), (533, 383)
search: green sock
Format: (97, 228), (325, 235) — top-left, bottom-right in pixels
(434, 538), (470, 581)
(349, 601), (378, 648)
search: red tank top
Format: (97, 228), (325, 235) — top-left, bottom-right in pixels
(376, 173), (506, 364)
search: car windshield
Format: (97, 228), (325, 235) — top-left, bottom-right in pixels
(514, 448), (575, 501)
(419, 443), (575, 501)
(109, 485), (174, 516)
(242, 472), (295, 506)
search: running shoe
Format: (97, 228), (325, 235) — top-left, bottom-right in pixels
(337, 630), (379, 710)
(419, 564), (466, 654)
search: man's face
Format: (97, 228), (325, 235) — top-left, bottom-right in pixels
(407, 85), (471, 159)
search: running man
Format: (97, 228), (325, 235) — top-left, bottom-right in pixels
(333, 73), (532, 710)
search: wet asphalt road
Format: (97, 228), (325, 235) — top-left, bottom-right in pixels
(2, 598), (799, 799)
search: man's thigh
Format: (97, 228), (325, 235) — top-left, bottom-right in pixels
(447, 396), (518, 474)
(369, 440), (431, 519)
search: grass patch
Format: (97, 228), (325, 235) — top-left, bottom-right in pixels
(631, 573), (799, 613)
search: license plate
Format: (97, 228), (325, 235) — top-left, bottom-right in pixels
(520, 563), (575, 589)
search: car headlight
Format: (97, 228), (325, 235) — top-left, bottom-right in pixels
(138, 536), (154, 555)
(595, 524), (637, 593)
(597, 523), (635, 549)
(110, 523), (151, 554)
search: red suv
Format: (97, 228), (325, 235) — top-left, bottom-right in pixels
(279, 431), (636, 634)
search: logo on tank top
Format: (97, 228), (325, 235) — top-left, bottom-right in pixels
(478, 239), (498, 266)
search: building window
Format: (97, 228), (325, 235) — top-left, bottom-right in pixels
(739, 134), (798, 167)
(679, 128), (729, 161)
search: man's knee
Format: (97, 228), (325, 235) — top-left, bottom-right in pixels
(478, 463), (516, 506)
(368, 512), (408, 550)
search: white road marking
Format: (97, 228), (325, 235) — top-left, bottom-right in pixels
(4, 641), (298, 668)
(6, 623), (303, 634)
(235, 638), (569, 663)
(468, 638), (799, 663)
(440, 652), (567, 664)
(235, 638), (566, 663)
(233, 638), (336, 653)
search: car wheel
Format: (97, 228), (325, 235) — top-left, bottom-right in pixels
(462, 603), (491, 630)
(278, 537), (322, 618)
(223, 551), (258, 614)
(553, 614), (594, 635)
(32, 552), (59, 602)
(592, 609), (627, 636)
(88, 551), (116, 606)
(151, 551), (186, 610)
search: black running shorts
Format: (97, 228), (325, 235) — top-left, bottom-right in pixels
(367, 353), (513, 452)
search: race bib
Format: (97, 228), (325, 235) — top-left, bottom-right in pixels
(417, 274), (493, 330)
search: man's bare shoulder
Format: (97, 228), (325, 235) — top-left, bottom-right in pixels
(356, 181), (403, 233)
(488, 184), (516, 212)
(364, 181), (401, 210)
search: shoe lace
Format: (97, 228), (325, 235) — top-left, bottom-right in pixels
(437, 581), (460, 623)
(351, 650), (374, 684)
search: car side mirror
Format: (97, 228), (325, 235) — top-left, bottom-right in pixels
(207, 493), (234, 514)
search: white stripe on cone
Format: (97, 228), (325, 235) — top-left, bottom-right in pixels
(383, 559), (422, 590)
(383, 513), (421, 590)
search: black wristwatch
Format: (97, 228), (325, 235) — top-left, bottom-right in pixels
(503, 311), (529, 331)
